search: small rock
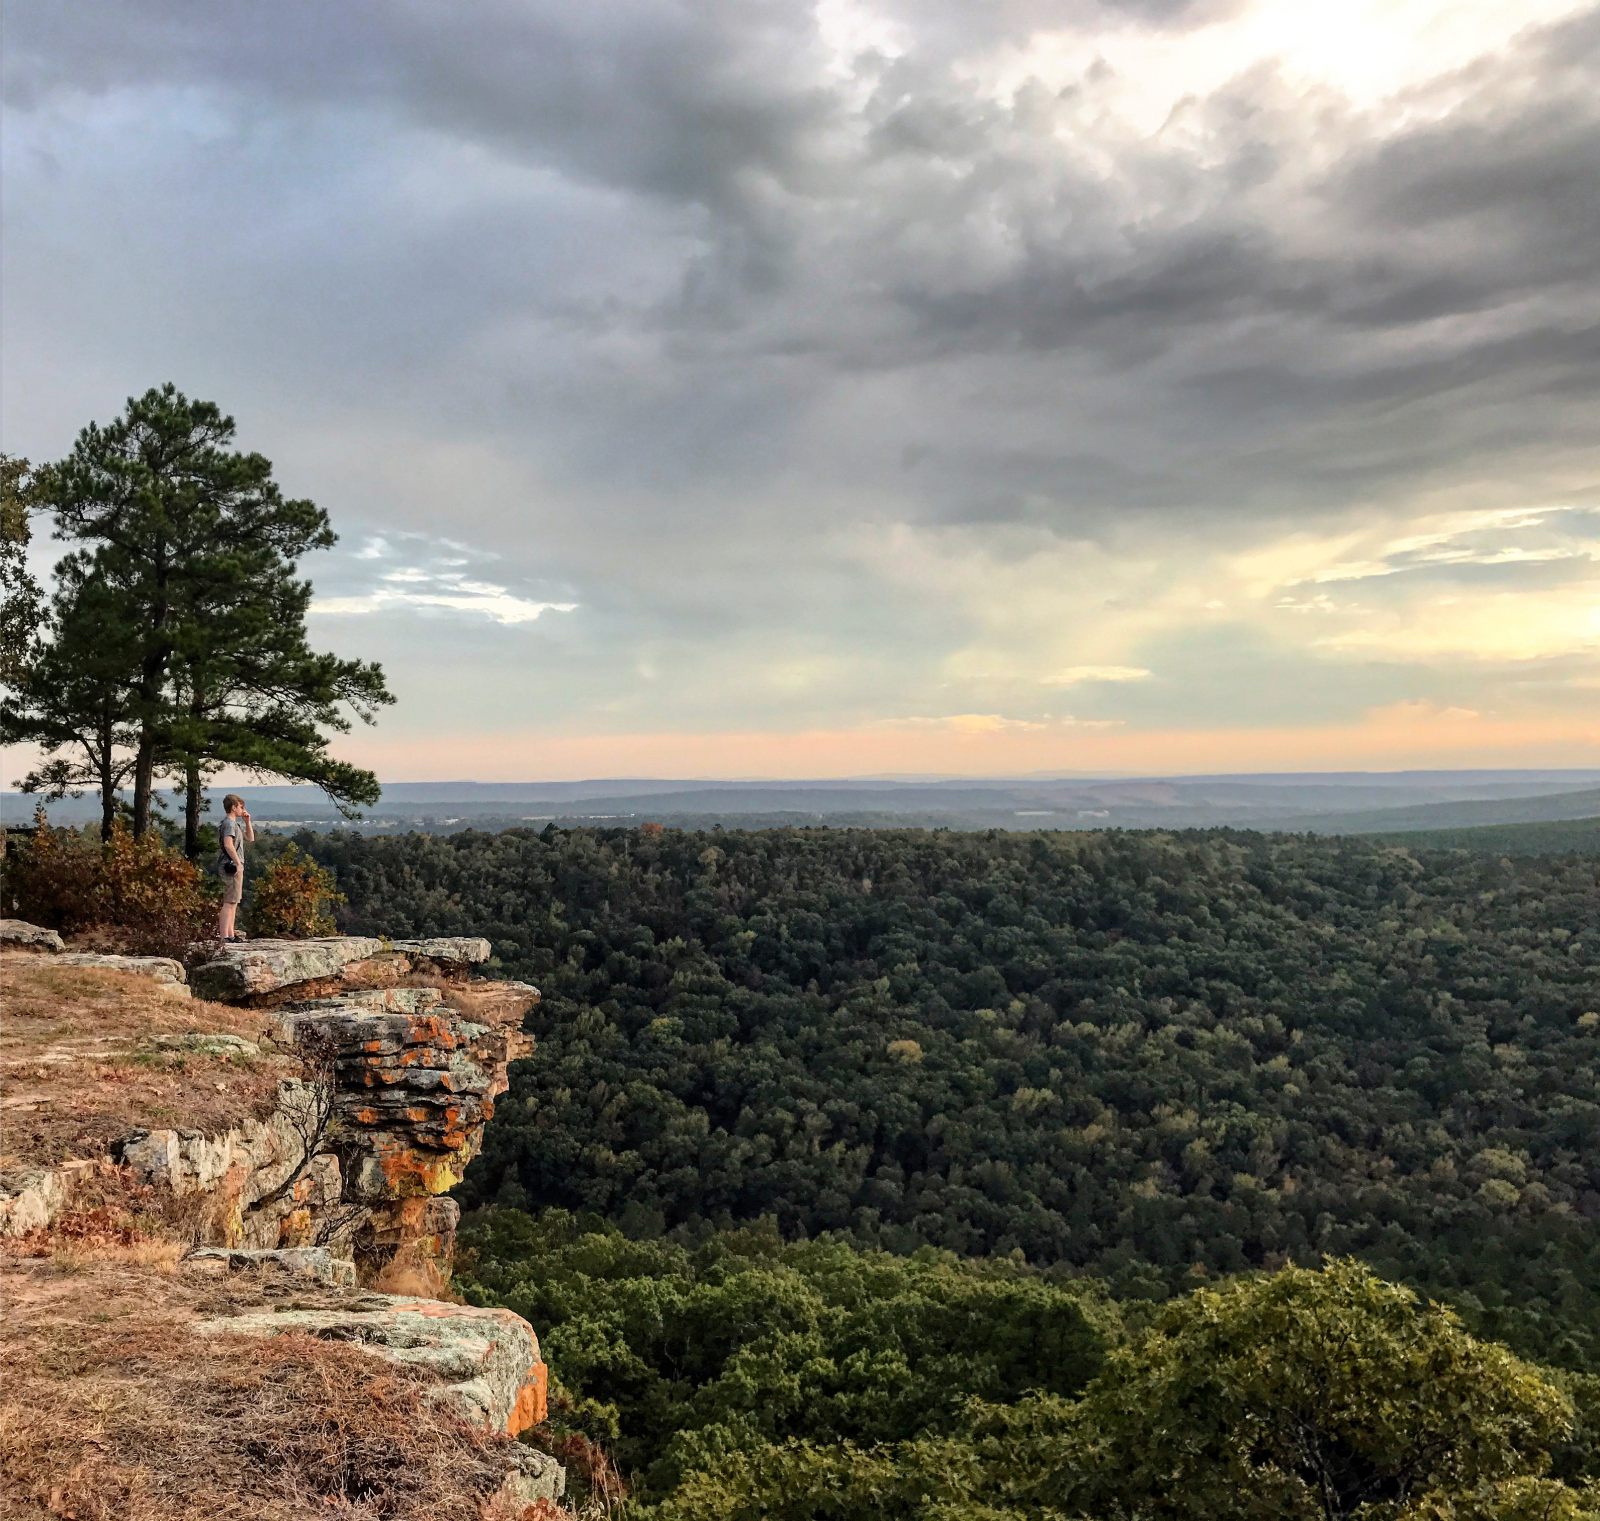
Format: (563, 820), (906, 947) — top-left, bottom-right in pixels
(0, 919), (65, 952)
(496, 1444), (567, 1508)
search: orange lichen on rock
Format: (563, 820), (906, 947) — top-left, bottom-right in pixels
(509, 1359), (550, 1434)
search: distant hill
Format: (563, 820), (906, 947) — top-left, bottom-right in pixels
(7, 769), (1597, 836)
(1269, 785), (1600, 836)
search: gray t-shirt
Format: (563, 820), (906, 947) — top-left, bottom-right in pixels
(218, 815), (245, 870)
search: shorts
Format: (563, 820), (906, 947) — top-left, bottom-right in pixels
(220, 863), (244, 905)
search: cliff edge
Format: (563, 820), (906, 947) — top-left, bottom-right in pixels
(0, 927), (563, 1519)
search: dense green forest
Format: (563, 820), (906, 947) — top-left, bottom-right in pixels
(1374, 816), (1600, 855)
(457, 1211), (1600, 1518)
(280, 825), (1600, 1375)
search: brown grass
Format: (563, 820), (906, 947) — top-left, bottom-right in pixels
(0, 962), (295, 1177)
(371, 1250), (451, 1301)
(0, 1255), (553, 1521)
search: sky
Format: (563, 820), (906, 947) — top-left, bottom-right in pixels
(3, 0), (1598, 780)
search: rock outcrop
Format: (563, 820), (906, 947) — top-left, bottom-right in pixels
(101, 938), (535, 1281)
(0, 946), (191, 997)
(195, 1296), (550, 1434)
(189, 935), (491, 1004)
(0, 918), (66, 952)
(273, 981), (536, 1204)
(55, 951), (190, 994)
(0, 924), (563, 1510)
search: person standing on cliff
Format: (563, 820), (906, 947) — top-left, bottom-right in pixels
(215, 793), (255, 943)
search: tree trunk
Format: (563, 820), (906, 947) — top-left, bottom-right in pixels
(132, 542), (171, 838)
(184, 755), (202, 858)
(132, 731), (155, 837)
(99, 765), (116, 842)
(96, 700), (117, 841)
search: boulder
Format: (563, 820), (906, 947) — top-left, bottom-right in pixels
(196, 1296), (548, 1434)
(0, 1159), (101, 1237)
(189, 936), (492, 1004)
(0, 919), (65, 952)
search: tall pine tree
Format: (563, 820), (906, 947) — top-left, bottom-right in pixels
(10, 385), (392, 842)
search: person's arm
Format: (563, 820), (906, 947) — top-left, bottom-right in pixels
(241, 809), (256, 844)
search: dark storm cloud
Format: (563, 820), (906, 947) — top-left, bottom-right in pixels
(4, 0), (1597, 745)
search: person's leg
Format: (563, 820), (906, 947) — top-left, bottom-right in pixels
(218, 867), (243, 939)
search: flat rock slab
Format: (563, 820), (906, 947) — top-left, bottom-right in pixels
(189, 936), (491, 1004)
(184, 1245), (356, 1287)
(147, 1031), (260, 1057)
(0, 919), (65, 952)
(8, 951), (191, 998)
(196, 1295), (548, 1434)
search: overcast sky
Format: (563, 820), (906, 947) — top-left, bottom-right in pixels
(4, 0), (1598, 779)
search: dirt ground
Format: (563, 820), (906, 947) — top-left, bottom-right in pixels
(0, 1251), (531, 1521)
(0, 960), (295, 1179)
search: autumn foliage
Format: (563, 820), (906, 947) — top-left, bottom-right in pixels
(6, 811), (210, 956)
(248, 843), (345, 938)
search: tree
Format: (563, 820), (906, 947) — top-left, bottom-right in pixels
(1066, 1259), (1577, 1521)
(160, 531), (390, 854)
(24, 384), (392, 841)
(1, 556), (139, 838)
(0, 453), (45, 687)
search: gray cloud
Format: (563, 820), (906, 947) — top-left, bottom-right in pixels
(4, 0), (1597, 756)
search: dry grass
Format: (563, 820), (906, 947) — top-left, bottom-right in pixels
(371, 1250), (451, 1301)
(0, 962), (295, 1177)
(0, 1255), (549, 1521)
(5, 1169), (204, 1268)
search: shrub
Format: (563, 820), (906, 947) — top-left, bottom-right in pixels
(249, 844), (345, 938)
(6, 811), (210, 956)
(99, 821), (212, 957)
(5, 808), (102, 927)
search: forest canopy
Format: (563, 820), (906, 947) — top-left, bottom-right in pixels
(280, 824), (1600, 1373)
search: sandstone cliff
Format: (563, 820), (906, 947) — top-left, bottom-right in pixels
(0, 928), (563, 1517)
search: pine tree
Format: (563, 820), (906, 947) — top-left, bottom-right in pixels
(0, 454), (45, 688)
(18, 384), (393, 841)
(1, 555), (139, 839)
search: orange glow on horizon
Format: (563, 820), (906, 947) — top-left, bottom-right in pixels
(304, 703), (1600, 783)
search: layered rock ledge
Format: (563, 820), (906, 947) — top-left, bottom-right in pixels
(0, 925), (559, 1507)
(189, 935), (491, 1004)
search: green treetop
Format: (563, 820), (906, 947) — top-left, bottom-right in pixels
(5, 384), (392, 844)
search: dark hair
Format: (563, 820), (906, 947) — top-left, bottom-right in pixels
(222, 793), (245, 814)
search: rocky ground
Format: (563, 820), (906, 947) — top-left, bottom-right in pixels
(0, 924), (564, 1520)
